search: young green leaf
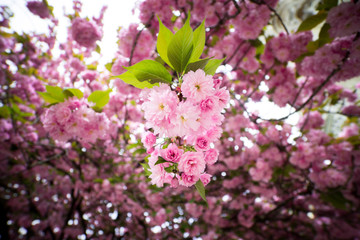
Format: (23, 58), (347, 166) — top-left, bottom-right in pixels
(320, 189), (349, 210)
(63, 88), (84, 99)
(88, 89), (112, 109)
(37, 92), (63, 104)
(45, 85), (65, 102)
(124, 60), (172, 85)
(167, 16), (194, 74)
(203, 58), (225, 75)
(195, 179), (208, 205)
(185, 58), (210, 73)
(190, 20), (205, 62)
(157, 17), (174, 68)
(155, 156), (168, 165)
(114, 71), (157, 89)
(296, 12), (327, 33)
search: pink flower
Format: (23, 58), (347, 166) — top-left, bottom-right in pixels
(195, 136), (211, 151)
(27, 1), (50, 19)
(181, 69), (214, 101)
(199, 95), (219, 113)
(204, 149), (219, 165)
(178, 152), (206, 176)
(214, 87), (230, 109)
(179, 173), (199, 187)
(200, 173), (212, 186)
(161, 143), (183, 163)
(55, 104), (72, 125)
(71, 18), (102, 48)
(185, 203), (204, 218)
(141, 131), (156, 150)
(174, 101), (200, 137)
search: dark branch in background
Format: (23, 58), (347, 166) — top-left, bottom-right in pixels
(251, 0), (289, 35)
(129, 15), (154, 66)
(232, 45), (252, 71)
(224, 41), (245, 65)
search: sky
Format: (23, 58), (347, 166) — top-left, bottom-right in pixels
(1, 0), (139, 64)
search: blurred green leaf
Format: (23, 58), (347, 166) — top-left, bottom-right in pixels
(63, 88), (84, 99)
(195, 179), (208, 205)
(203, 58), (225, 75)
(297, 12), (327, 32)
(320, 189), (349, 210)
(88, 89), (112, 109)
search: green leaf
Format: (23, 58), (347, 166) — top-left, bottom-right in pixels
(185, 58), (210, 73)
(105, 62), (113, 72)
(141, 163), (152, 176)
(296, 12), (327, 33)
(167, 16), (194, 74)
(164, 166), (173, 173)
(0, 106), (10, 118)
(320, 189), (349, 210)
(95, 44), (101, 54)
(155, 156), (167, 165)
(124, 60), (172, 85)
(190, 20), (205, 62)
(203, 58), (225, 75)
(63, 88), (84, 99)
(114, 71), (157, 89)
(318, 23), (333, 47)
(37, 92), (63, 104)
(317, 0), (338, 11)
(195, 179), (207, 205)
(44, 85), (65, 103)
(88, 89), (112, 109)
(157, 17), (174, 68)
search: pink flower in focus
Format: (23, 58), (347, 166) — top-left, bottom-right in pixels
(178, 152), (206, 176)
(214, 87), (230, 108)
(195, 136), (211, 151)
(181, 69), (214, 101)
(141, 131), (156, 150)
(204, 149), (219, 165)
(179, 173), (199, 187)
(161, 143), (183, 163)
(199, 95), (219, 113)
(174, 101), (200, 137)
(200, 173), (212, 186)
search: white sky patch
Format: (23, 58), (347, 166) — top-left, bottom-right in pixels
(3, 0), (139, 67)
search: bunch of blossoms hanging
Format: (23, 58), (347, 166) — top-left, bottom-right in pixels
(39, 86), (111, 146)
(114, 15), (228, 201)
(141, 69), (229, 188)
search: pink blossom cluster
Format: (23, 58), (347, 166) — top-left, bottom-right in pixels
(71, 17), (102, 48)
(117, 23), (155, 64)
(41, 97), (110, 144)
(327, 2), (360, 38)
(26, 1), (50, 19)
(140, 69), (230, 187)
(230, 1), (271, 40)
(299, 35), (360, 82)
(261, 31), (312, 67)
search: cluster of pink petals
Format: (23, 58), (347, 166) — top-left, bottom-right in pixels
(41, 97), (110, 145)
(71, 18), (102, 48)
(141, 69), (230, 188)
